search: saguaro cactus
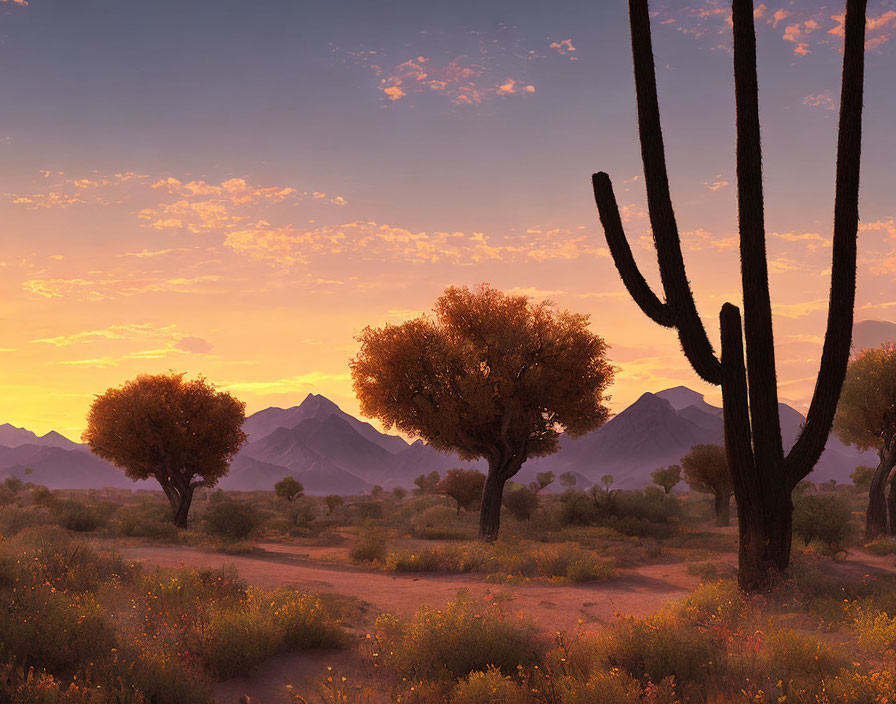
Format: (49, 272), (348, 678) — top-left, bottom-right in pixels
(593, 0), (866, 591)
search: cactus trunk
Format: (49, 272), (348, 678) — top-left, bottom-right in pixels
(594, 0), (867, 591)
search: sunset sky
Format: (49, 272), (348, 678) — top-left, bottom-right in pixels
(1, 0), (895, 440)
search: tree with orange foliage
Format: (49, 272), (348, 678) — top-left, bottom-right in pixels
(83, 373), (247, 527)
(351, 284), (614, 541)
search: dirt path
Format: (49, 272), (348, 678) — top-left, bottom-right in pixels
(114, 541), (718, 704)
(116, 542), (710, 633)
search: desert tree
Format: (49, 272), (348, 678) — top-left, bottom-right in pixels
(275, 476), (304, 502)
(83, 373), (247, 528)
(834, 346), (896, 538)
(559, 472), (577, 488)
(529, 471), (555, 495)
(503, 486), (539, 522)
(592, 0), (866, 589)
(438, 468), (487, 514)
(651, 465), (682, 495)
(351, 284), (614, 540)
(682, 445), (733, 527)
(413, 471), (441, 496)
(392, 486), (408, 501)
(324, 495), (344, 515)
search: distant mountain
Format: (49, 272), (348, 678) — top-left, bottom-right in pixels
(243, 394), (408, 454)
(852, 319), (896, 353)
(0, 424), (80, 450)
(0, 385), (877, 493)
(0, 444), (146, 490)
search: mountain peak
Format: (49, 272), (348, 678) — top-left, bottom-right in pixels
(655, 386), (719, 414)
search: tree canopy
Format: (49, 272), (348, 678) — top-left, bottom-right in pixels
(351, 284), (614, 540)
(681, 444), (732, 526)
(438, 468), (486, 514)
(83, 373), (247, 527)
(835, 346), (896, 538)
(651, 465), (682, 495)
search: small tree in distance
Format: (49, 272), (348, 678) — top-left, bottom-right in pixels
(413, 471), (441, 496)
(559, 472), (577, 488)
(438, 469), (486, 514)
(392, 486), (407, 501)
(651, 465), (682, 495)
(834, 346), (896, 538)
(351, 284), (614, 541)
(529, 471), (555, 495)
(503, 486), (539, 522)
(324, 495), (344, 515)
(681, 445), (732, 526)
(275, 476), (304, 502)
(83, 373), (247, 528)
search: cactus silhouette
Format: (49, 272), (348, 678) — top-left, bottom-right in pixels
(593, 0), (867, 591)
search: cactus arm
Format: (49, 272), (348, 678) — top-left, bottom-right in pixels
(720, 304), (756, 499)
(732, 0), (784, 470)
(592, 172), (674, 327)
(784, 0), (866, 485)
(628, 0), (722, 384)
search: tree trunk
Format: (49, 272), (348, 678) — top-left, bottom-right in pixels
(714, 492), (731, 527)
(887, 473), (896, 536)
(867, 444), (896, 539)
(161, 481), (195, 529)
(479, 470), (508, 542)
(735, 487), (793, 592)
(171, 484), (195, 529)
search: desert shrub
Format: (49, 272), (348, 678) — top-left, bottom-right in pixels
(349, 523), (387, 564)
(556, 670), (642, 704)
(820, 670), (896, 704)
(372, 594), (545, 680)
(201, 587), (343, 678)
(536, 543), (615, 583)
(354, 500), (385, 520)
(287, 499), (317, 530)
(0, 526), (133, 593)
(52, 499), (104, 532)
(605, 515), (673, 539)
(758, 628), (846, 690)
(114, 501), (180, 540)
(792, 493), (853, 554)
(673, 580), (752, 632)
(853, 608), (896, 652)
(865, 538), (896, 556)
(31, 485), (53, 505)
(502, 487), (539, 521)
(203, 498), (260, 542)
(0, 504), (50, 537)
(558, 489), (604, 526)
(0, 585), (116, 680)
(411, 505), (467, 540)
(596, 612), (721, 686)
(274, 476), (304, 502)
(451, 666), (527, 704)
(615, 487), (680, 523)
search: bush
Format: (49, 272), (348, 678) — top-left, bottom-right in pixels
(355, 500), (385, 520)
(115, 501), (180, 540)
(52, 499), (104, 532)
(596, 612), (721, 686)
(792, 493), (853, 554)
(349, 523), (387, 563)
(201, 587), (343, 678)
(203, 499), (260, 542)
(411, 505), (467, 540)
(372, 594), (545, 680)
(451, 666), (527, 704)
(502, 487), (539, 521)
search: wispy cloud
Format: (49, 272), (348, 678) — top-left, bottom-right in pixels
(549, 39), (577, 60)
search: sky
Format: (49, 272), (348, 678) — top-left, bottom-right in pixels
(1, 0), (895, 440)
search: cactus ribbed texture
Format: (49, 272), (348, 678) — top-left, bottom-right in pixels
(593, 0), (867, 591)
